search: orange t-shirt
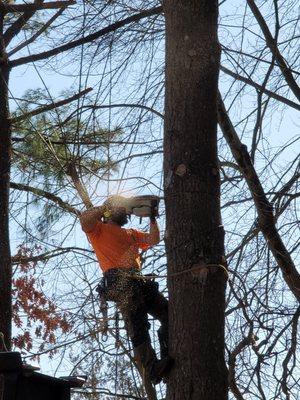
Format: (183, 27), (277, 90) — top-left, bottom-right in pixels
(86, 221), (152, 272)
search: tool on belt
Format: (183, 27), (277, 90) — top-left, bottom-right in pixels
(96, 278), (109, 341)
(96, 272), (126, 344)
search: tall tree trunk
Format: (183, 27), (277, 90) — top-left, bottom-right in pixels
(0, 11), (12, 351)
(163, 2), (228, 399)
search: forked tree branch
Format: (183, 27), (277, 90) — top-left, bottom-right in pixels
(8, 7), (66, 56)
(217, 93), (300, 301)
(247, 0), (300, 101)
(4, 0), (44, 46)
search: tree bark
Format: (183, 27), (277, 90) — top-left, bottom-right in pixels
(0, 11), (12, 351)
(164, 2), (228, 399)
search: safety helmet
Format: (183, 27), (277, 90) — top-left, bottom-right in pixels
(103, 195), (127, 209)
(102, 195), (130, 225)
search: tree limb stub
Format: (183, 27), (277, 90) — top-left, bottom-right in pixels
(66, 162), (93, 209)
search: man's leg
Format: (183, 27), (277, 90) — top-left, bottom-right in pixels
(117, 278), (160, 382)
(144, 279), (169, 359)
(118, 277), (171, 384)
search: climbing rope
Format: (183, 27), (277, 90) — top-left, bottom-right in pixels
(121, 263), (229, 281)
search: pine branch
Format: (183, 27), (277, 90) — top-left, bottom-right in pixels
(9, 6), (163, 68)
(11, 87), (92, 123)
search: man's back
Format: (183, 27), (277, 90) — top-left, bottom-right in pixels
(86, 221), (151, 271)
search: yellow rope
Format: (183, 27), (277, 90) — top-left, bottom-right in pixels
(121, 263), (229, 281)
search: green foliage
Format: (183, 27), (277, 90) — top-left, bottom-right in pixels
(12, 89), (121, 188)
(11, 89), (122, 238)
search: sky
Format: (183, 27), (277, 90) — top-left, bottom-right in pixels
(7, 1), (300, 392)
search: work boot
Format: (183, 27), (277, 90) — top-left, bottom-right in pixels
(152, 355), (174, 384)
(134, 341), (173, 385)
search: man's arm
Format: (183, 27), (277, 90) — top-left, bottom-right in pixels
(148, 219), (160, 246)
(133, 217), (160, 249)
(79, 206), (106, 233)
(148, 205), (160, 245)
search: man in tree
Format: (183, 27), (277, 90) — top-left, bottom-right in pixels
(80, 195), (173, 384)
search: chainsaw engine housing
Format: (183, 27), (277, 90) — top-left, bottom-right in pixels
(125, 195), (160, 218)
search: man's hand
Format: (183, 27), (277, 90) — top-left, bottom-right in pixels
(150, 200), (158, 223)
(150, 214), (156, 224)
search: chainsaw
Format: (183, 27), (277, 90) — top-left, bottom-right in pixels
(103, 195), (160, 222)
(125, 195), (160, 220)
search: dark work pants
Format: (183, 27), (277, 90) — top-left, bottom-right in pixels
(102, 269), (169, 355)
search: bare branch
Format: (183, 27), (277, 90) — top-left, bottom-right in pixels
(8, 7), (65, 56)
(11, 87), (92, 123)
(228, 333), (256, 400)
(75, 388), (146, 400)
(10, 182), (79, 215)
(86, 103), (164, 119)
(12, 246), (92, 264)
(9, 6), (163, 68)
(1, 1), (76, 14)
(247, 0), (300, 101)
(220, 65), (300, 111)
(4, 0), (44, 46)
(222, 45), (300, 77)
(281, 307), (300, 397)
(218, 93), (300, 301)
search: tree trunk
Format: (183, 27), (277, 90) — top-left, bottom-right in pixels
(0, 12), (12, 351)
(163, 2), (228, 399)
